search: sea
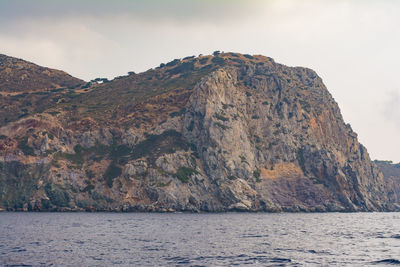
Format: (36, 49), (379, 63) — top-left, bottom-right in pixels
(0, 212), (399, 266)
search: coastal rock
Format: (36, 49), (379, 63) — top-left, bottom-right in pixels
(0, 52), (398, 212)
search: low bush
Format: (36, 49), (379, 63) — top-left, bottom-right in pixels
(167, 62), (195, 75)
(243, 54), (254, 59)
(18, 137), (34, 156)
(44, 184), (70, 207)
(253, 168), (261, 182)
(215, 112), (229, 122)
(174, 167), (198, 183)
(211, 56), (225, 66)
(214, 122), (230, 130)
(103, 163), (122, 188)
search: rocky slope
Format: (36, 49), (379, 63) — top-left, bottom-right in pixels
(0, 54), (84, 126)
(0, 52), (398, 212)
(375, 161), (400, 205)
(0, 54), (83, 93)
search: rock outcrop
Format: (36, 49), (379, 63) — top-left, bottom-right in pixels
(375, 161), (400, 207)
(0, 52), (398, 212)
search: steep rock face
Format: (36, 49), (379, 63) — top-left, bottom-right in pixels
(183, 65), (390, 211)
(0, 52), (397, 212)
(375, 161), (400, 206)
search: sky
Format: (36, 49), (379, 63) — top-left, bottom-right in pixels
(0, 0), (399, 162)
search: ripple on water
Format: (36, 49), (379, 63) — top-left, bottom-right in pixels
(0, 212), (399, 266)
(372, 259), (400, 265)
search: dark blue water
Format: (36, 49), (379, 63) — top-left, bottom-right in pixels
(0, 212), (399, 266)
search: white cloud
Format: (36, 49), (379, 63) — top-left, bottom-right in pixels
(384, 91), (400, 126)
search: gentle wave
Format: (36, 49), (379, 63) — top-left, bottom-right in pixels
(372, 259), (400, 265)
(0, 212), (399, 266)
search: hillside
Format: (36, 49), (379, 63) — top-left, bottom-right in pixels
(0, 54), (83, 93)
(0, 54), (84, 126)
(0, 52), (398, 212)
(375, 161), (400, 204)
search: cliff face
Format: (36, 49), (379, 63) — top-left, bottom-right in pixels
(0, 52), (397, 212)
(375, 161), (400, 205)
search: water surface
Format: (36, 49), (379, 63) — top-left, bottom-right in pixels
(1, 212), (399, 266)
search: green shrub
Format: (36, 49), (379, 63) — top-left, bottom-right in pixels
(18, 113), (28, 119)
(228, 175), (236, 180)
(299, 100), (311, 113)
(297, 148), (307, 174)
(239, 155), (248, 164)
(165, 59), (180, 67)
(214, 122), (230, 130)
(73, 144), (84, 154)
(211, 56), (225, 66)
(47, 132), (54, 140)
(187, 120), (195, 132)
(57, 152), (84, 167)
(86, 170), (95, 179)
(253, 168), (261, 182)
(18, 137), (35, 156)
(131, 130), (189, 161)
(81, 184), (95, 192)
(76, 200), (92, 209)
(199, 57), (208, 64)
(169, 108), (186, 118)
(90, 191), (114, 203)
(167, 62), (195, 75)
(47, 111), (60, 116)
(230, 58), (245, 65)
(246, 92), (252, 97)
(215, 112), (229, 122)
(174, 167), (198, 183)
(44, 184), (70, 207)
(243, 54), (254, 59)
(110, 144), (131, 161)
(273, 130), (281, 136)
(103, 163), (122, 188)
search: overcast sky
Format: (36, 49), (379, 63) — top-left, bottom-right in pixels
(0, 0), (399, 162)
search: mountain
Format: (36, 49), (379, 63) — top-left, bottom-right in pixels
(0, 52), (398, 212)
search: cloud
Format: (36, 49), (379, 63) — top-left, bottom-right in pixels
(384, 91), (400, 127)
(0, 0), (268, 25)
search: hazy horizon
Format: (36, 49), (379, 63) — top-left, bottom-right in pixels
(1, 0), (399, 162)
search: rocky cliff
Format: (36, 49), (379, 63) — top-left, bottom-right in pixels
(0, 52), (398, 212)
(375, 161), (400, 205)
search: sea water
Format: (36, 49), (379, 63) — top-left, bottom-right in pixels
(0, 212), (399, 266)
